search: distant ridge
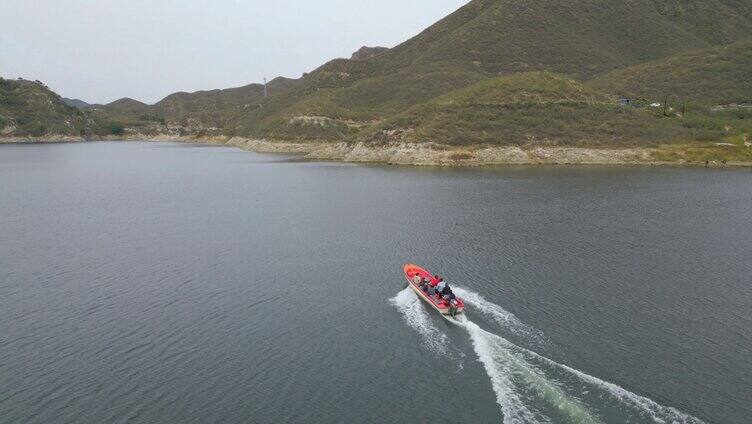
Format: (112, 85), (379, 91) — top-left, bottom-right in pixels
(80, 77), (302, 130)
(62, 98), (91, 108)
(106, 97), (147, 107)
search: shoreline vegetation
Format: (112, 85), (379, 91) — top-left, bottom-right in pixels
(2, 135), (751, 167)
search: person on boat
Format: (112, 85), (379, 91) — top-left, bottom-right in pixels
(445, 290), (456, 303)
(412, 272), (422, 285)
(427, 282), (437, 297)
(435, 278), (446, 297)
(430, 275), (440, 287)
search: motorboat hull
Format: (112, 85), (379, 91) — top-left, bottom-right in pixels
(403, 264), (465, 315)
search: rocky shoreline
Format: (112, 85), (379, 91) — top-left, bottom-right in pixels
(2, 135), (748, 167)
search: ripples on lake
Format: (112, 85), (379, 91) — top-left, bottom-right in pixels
(1, 142), (750, 423)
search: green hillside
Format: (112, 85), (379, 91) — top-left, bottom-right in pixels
(0, 78), (93, 137)
(5, 0), (752, 148)
(355, 72), (739, 147)
(590, 40), (752, 105)
(378, 0), (752, 77)
(221, 0), (752, 141)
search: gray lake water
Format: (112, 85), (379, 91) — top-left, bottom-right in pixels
(1, 141), (751, 424)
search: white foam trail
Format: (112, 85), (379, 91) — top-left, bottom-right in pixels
(453, 316), (600, 424)
(465, 319), (547, 424)
(453, 286), (547, 345)
(508, 343), (705, 424)
(389, 288), (453, 357)
(394, 288), (705, 424)
(451, 316), (705, 424)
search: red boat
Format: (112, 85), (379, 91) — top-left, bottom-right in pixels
(403, 264), (465, 316)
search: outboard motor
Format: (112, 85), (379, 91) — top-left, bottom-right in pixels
(449, 299), (459, 317)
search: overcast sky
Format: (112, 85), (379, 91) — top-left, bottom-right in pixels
(1, 0), (468, 104)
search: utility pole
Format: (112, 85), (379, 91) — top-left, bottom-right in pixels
(263, 77), (268, 98)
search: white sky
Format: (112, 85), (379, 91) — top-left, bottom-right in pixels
(0, 0), (468, 104)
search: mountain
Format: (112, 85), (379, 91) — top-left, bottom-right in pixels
(84, 77), (300, 132)
(101, 97), (149, 113)
(62, 98), (91, 108)
(152, 77), (300, 127)
(0, 78), (93, 137)
(220, 0), (752, 141)
(365, 0), (752, 78)
(5, 0), (752, 147)
(590, 40), (752, 105)
(83, 97), (155, 130)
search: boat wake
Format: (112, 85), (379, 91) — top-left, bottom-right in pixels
(453, 286), (548, 347)
(392, 287), (705, 424)
(389, 288), (465, 364)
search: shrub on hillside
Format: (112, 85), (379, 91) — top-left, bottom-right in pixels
(30, 124), (46, 136)
(107, 121), (125, 135)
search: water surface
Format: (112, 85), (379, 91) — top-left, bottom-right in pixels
(1, 141), (750, 423)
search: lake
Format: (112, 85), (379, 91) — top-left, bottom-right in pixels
(1, 141), (750, 424)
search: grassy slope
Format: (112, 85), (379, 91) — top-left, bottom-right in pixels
(0, 78), (92, 137)
(590, 40), (752, 105)
(225, 0), (752, 141)
(717, 0), (752, 18)
(387, 0), (750, 77)
(356, 72), (752, 148)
